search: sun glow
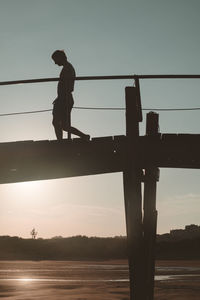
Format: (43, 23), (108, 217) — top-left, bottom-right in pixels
(15, 180), (44, 193)
(19, 278), (36, 282)
(9, 180), (46, 204)
(1, 180), (48, 208)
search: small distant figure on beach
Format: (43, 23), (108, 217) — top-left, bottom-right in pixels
(51, 50), (90, 141)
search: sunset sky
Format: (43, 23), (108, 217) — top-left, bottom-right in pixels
(0, 0), (200, 238)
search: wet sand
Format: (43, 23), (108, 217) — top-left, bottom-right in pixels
(0, 260), (199, 299)
(155, 260), (200, 300)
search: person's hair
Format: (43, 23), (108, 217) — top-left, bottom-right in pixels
(51, 50), (67, 61)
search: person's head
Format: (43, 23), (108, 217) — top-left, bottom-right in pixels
(51, 50), (67, 66)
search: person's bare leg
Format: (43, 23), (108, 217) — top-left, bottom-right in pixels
(54, 126), (63, 140)
(70, 126), (90, 140)
(63, 125), (90, 140)
(53, 119), (63, 141)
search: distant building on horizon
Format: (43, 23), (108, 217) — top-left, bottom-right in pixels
(157, 224), (200, 242)
(170, 224), (200, 240)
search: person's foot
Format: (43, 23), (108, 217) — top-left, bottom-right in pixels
(82, 134), (90, 141)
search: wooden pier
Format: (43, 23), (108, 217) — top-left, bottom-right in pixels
(0, 76), (200, 300)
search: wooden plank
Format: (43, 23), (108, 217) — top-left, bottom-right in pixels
(138, 134), (200, 169)
(1, 132), (200, 184)
(0, 136), (127, 184)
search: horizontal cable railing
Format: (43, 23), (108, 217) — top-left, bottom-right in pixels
(1, 74), (200, 116)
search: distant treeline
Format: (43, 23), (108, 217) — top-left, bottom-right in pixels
(0, 235), (199, 260)
(0, 236), (126, 260)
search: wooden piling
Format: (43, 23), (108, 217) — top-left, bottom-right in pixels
(143, 112), (160, 300)
(123, 86), (145, 300)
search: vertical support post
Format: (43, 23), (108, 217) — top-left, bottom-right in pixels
(123, 85), (145, 300)
(143, 112), (160, 300)
(134, 77), (143, 123)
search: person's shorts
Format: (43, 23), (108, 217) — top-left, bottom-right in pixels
(53, 94), (74, 124)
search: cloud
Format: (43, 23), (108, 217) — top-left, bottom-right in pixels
(171, 193), (200, 201)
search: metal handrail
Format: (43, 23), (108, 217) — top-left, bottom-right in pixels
(1, 74), (200, 86)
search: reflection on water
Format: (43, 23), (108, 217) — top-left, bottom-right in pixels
(0, 275), (185, 282)
(0, 261), (199, 300)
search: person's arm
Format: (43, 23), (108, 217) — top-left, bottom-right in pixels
(63, 64), (75, 93)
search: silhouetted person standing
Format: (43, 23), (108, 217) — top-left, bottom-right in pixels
(51, 50), (90, 141)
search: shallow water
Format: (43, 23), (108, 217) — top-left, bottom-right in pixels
(0, 261), (199, 299)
